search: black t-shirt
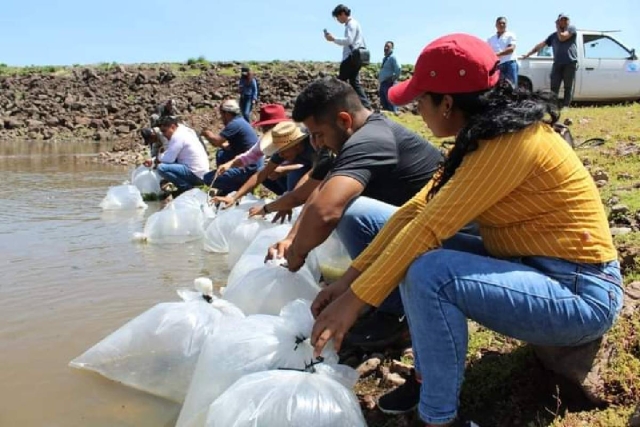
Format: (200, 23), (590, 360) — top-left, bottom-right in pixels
(326, 113), (442, 206)
(310, 148), (335, 181)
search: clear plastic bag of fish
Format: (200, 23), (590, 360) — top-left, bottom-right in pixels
(139, 203), (205, 244)
(315, 231), (352, 283)
(176, 299), (340, 427)
(223, 259), (321, 316)
(99, 184), (148, 210)
(69, 282), (244, 403)
(170, 188), (216, 222)
(226, 217), (280, 269)
(226, 225), (322, 289)
(131, 165), (162, 196)
(205, 363), (365, 427)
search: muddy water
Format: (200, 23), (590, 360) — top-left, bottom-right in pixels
(0, 141), (229, 427)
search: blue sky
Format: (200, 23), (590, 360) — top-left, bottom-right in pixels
(1, 0), (638, 67)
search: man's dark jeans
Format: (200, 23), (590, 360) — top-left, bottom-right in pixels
(550, 62), (577, 108)
(338, 57), (371, 109)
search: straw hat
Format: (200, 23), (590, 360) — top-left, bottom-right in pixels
(259, 121), (307, 157)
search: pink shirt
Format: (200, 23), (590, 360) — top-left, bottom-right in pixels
(237, 141), (264, 166)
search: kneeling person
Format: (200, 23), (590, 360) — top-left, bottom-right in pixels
(149, 116), (210, 193)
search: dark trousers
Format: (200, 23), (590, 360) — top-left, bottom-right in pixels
(338, 57), (371, 109)
(550, 62), (577, 108)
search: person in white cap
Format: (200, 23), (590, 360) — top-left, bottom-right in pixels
(201, 99), (262, 196)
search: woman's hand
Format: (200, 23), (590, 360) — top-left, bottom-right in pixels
(311, 289), (366, 357)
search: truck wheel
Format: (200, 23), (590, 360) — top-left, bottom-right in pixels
(518, 77), (532, 92)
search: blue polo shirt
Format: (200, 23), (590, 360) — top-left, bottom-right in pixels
(220, 116), (259, 157)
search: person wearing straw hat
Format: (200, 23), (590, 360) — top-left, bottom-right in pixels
(202, 99), (261, 196)
(213, 121), (316, 209)
(213, 104), (293, 196)
(309, 33), (621, 427)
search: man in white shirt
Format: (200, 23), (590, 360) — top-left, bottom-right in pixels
(148, 116), (210, 193)
(487, 16), (518, 87)
(324, 4), (371, 108)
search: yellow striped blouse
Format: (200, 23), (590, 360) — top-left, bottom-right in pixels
(350, 122), (617, 307)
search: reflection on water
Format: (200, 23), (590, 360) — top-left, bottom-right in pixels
(0, 141), (229, 427)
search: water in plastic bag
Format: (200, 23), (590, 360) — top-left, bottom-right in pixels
(315, 231), (352, 283)
(226, 217), (280, 269)
(204, 364), (366, 427)
(175, 299), (340, 427)
(131, 165), (162, 196)
(223, 259), (321, 316)
(69, 291), (244, 403)
(99, 184), (148, 210)
(141, 203), (205, 244)
(171, 188), (216, 223)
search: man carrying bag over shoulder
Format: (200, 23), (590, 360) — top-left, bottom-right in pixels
(324, 4), (372, 109)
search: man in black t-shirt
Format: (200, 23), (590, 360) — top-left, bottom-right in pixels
(266, 77), (443, 350)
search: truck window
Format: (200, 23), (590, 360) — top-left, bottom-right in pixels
(583, 34), (631, 59)
(538, 46), (553, 57)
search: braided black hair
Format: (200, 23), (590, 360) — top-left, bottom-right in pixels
(427, 82), (560, 199)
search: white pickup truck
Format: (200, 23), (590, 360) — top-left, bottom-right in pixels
(518, 30), (640, 102)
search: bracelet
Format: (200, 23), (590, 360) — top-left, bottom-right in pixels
(263, 204), (270, 214)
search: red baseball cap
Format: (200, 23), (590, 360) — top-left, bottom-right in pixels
(389, 33), (500, 106)
(252, 104), (289, 127)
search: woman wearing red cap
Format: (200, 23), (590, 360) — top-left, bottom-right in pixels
(310, 33), (622, 427)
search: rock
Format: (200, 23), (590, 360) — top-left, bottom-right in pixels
(618, 172), (633, 180)
(611, 204), (630, 215)
(4, 118), (24, 129)
(390, 360), (414, 376)
(532, 337), (609, 405)
(607, 196), (620, 206)
(622, 281), (640, 317)
(25, 119), (44, 128)
(610, 227), (632, 236)
(595, 180), (608, 188)
(45, 118), (60, 127)
(631, 406), (640, 427)
(73, 116), (92, 127)
(115, 125), (130, 134)
(360, 395), (377, 410)
(356, 357), (381, 377)
(619, 247), (640, 274)
(381, 372), (406, 388)
(592, 170), (609, 182)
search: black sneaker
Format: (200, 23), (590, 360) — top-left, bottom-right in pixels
(377, 369), (421, 415)
(342, 310), (411, 351)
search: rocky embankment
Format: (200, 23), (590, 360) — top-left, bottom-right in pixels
(0, 61), (397, 165)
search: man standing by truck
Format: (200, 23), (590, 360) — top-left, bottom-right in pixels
(487, 16), (518, 87)
(522, 13), (578, 108)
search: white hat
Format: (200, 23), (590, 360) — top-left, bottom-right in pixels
(220, 99), (241, 114)
(260, 121), (307, 157)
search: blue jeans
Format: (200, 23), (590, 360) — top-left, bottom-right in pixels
(156, 163), (204, 192)
(239, 96), (253, 122)
(336, 197), (481, 317)
(400, 237), (623, 424)
(379, 79), (397, 113)
(498, 60), (518, 87)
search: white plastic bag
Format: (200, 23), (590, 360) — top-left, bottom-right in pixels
(204, 364), (365, 427)
(131, 165), (162, 196)
(141, 204), (205, 244)
(226, 217), (279, 269)
(176, 300), (339, 427)
(223, 259), (321, 316)
(99, 184), (148, 210)
(171, 189), (216, 221)
(69, 290), (244, 403)
(315, 231), (352, 282)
